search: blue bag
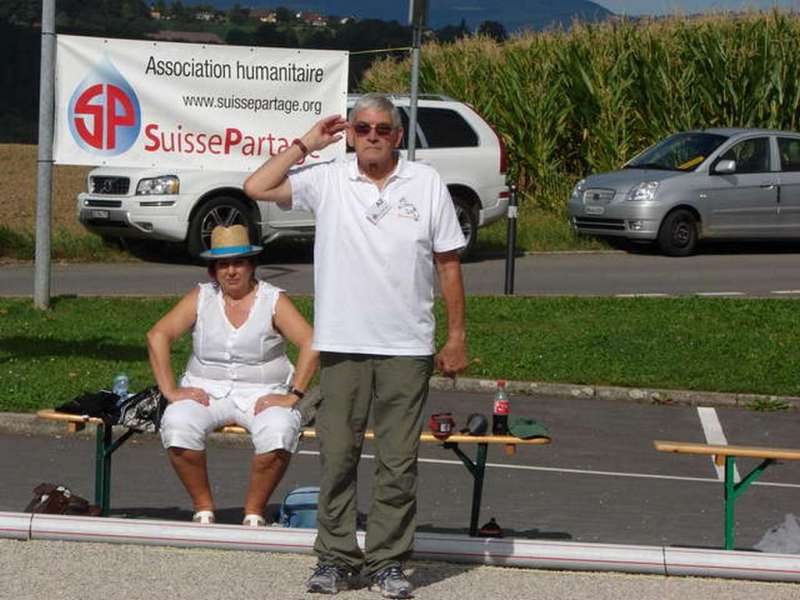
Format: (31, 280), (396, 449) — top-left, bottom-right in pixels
(278, 486), (319, 528)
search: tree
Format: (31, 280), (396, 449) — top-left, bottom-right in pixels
(436, 19), (469, 44)
(1, 1), (41, 26)
(477, 20), (507, 42)
(303, 26), (335, 48)
(228, 3), (250, 26)
(334, 19), (412, 89)
(226, 27), (251, 46)
(168, 1), (186, 21)
(54, 0), (155, 37)
(274, 7), (295, 24)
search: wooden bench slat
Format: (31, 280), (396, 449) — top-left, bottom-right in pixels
(38, 410), (551, 446)
(37, 409), (104, 426)
(221, 425), (550, 445)
(654, 439), (800, 461)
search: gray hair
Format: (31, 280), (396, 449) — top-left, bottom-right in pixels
(349, 93), (402, 129)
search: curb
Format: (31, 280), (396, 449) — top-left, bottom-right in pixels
(3, 377), (798, 438)
(429, 376), (800, 410)
(4, 512), (800, 584)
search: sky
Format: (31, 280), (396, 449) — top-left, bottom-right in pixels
(596, 0), (800, 14)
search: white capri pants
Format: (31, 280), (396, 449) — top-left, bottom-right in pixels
(160, 381), (302, 455)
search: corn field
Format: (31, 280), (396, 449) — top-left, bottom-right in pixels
(362, 12), (800, 214)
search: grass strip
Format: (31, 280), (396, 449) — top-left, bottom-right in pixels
(0, 226), (137, 262)
(1, 296), (799, 413)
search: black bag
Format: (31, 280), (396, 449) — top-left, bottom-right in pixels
(24, 483), (100, 516)
(55, 390), (119, 426)
(116, 385), (167, 432)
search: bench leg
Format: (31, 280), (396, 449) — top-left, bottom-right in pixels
(93, 424), (137, 517)
(724, 456), (736, 550)
(469, 444), (488, 537)
(444, 442), (489, 536)
(94, 423), (112, 516)
(724, 455), (776, 550)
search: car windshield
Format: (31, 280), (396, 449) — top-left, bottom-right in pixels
(625, 132), (729, 172)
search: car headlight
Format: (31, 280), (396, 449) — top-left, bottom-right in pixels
(626, 181), (659, 202)
(571, 179), (586, 201)
(136, 176), (180, 195)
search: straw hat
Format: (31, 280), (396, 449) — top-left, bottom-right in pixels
(199, 225), (262, 260)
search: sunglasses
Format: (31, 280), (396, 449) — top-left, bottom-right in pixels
(352, 122), (394, 137)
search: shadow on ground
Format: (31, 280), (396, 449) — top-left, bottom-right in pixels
(615, 237), (800, 257)
(0, 336), (144, 363)
(111, 503), (283, 525)
(417, 523), (572, 541)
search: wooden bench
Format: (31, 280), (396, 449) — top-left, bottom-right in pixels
(654, 440), (800, 550)
(38, 409), (551, 536)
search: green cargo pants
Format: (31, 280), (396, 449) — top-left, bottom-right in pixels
(313, 352), (433, 576)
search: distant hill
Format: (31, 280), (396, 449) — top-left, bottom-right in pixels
(187, 0), (615, 32)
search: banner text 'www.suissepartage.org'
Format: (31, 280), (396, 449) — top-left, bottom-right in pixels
(182, 93), (323, 115)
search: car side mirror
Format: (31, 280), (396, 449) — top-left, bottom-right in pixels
(713, 159), (736, 174)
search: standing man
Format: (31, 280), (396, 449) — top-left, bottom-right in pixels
(244, 94), (468, 598)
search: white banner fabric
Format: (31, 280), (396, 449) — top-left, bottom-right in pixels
(54, 35), (349, 171)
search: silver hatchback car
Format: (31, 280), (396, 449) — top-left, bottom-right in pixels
(567, 128), (800, 255)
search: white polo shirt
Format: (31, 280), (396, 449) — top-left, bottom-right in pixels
(288, 156), (465, 355)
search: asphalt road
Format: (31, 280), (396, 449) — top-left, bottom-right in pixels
(4, 390), (800, 552)
(5, 249), (800, 297)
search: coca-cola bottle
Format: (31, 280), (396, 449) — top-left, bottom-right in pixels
(492, 380), (510, 435)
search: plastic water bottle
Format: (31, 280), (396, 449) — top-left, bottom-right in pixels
(112, 373), (130, 406)
(492, 380), (510, 435)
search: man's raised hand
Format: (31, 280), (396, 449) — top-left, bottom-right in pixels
(302, 115), (348, 153)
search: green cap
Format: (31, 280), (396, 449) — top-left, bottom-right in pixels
(508, 416), (550, 440)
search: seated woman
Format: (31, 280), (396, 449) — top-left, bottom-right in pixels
(147, 224), (318, 526)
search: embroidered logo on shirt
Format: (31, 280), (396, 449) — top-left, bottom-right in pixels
(396, 197), (419, 221)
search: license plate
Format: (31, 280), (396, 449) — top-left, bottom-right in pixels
(585, 205), (605, 215)
(91, 210), (110, 219)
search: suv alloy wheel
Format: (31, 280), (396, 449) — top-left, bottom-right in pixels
(452, 195), (478, 257)
(187, 196), (258, 258)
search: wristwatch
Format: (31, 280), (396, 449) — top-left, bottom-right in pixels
(289, 387), (305, 400)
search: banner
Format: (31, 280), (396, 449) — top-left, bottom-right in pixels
(54, 35), (349, 171)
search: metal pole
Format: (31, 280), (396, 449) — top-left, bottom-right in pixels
(406, 23), (422, 161)
(34, 0), (56, 309)
(504, 183), (518, 295)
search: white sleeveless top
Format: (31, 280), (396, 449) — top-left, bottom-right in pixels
(183, 281), (294, 401)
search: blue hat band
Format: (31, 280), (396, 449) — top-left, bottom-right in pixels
(208, 245), (253, 255)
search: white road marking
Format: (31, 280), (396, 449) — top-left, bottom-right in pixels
(696, 292), (746, 297)
(772, 290), (800, 295)
(615, 293), (670, 298)
(297, 450), (800, 488)
(696, 407), (740, 482)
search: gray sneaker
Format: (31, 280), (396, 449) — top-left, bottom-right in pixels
(370, 564), (413, 599)
(306, 563), (351, 594)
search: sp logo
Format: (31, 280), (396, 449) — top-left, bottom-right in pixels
(68, 56), (141, 156)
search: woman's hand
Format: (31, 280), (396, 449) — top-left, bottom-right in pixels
(164, 386), (210, 406)
(254, 393), (296, 414)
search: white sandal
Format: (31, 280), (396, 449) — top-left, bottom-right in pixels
(242, 514), (266, 527)
(192, 510), (215, 525)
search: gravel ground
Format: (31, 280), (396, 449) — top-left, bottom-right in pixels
(1, 539), (798, 600)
